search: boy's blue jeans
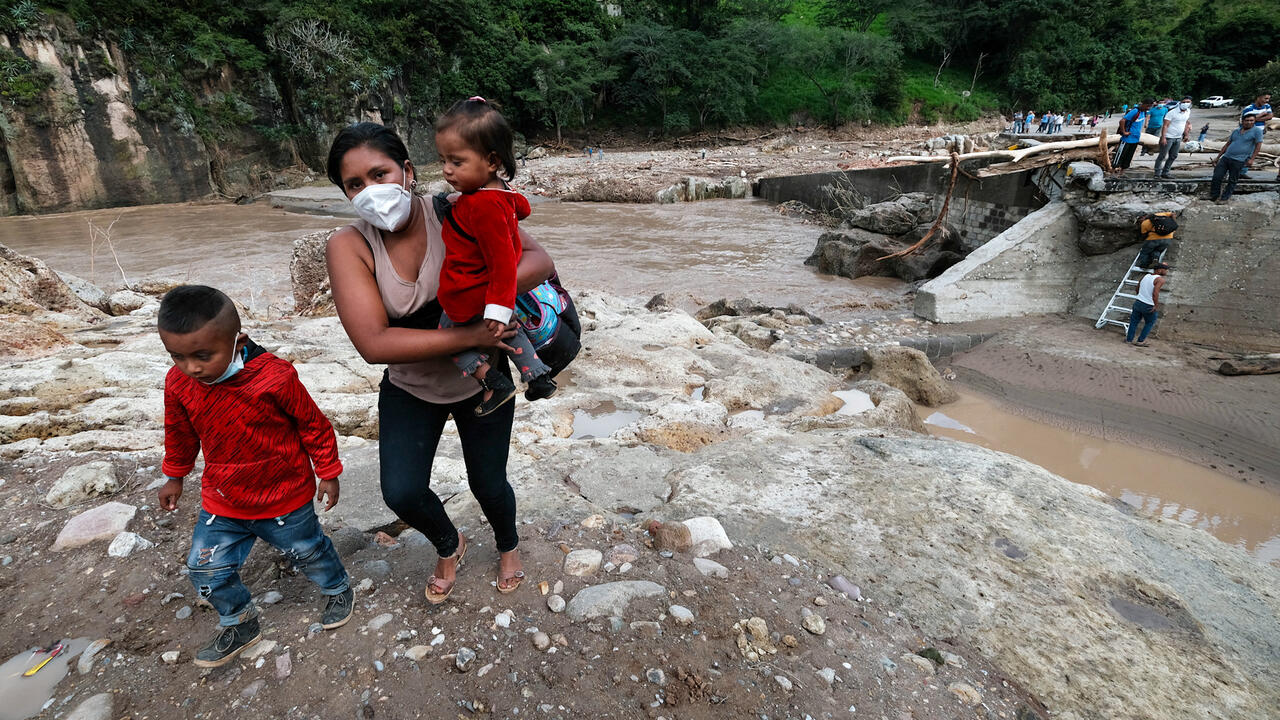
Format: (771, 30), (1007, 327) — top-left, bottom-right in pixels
(187, 502), (348, 627)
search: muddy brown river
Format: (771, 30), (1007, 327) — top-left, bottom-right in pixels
(0, 197), (901, 319)
(2, 197), (1276, 565)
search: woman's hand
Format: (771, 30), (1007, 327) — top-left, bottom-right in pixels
(469, 321), (516, 352)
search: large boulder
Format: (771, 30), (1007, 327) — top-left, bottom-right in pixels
(290, 227), (343, 315)
(806, 224), (964, 283)
(847, 200), (918, 235)
(45, 460), (119, 509)
(0, 243), (100, 319)
(52, 501), (137, 550)
(863, 346), (957, 406)
(56, 271), (112, 312)
(694, 298), (822, 324)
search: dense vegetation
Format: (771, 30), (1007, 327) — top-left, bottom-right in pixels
(1, 0), (1276, 148)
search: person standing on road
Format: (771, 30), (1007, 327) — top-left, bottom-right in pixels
(1239, 92), (1272, 177)
(1210, 112), (1265, 203)
(1026, 110), (1036, 135)
(1154, 96), (1193, 178)
(1141, 100), (1170, 155)
(1113, 99), (1152, 175)
(1125, 263), (1169, 347)
(1013, 110), (1024, 133)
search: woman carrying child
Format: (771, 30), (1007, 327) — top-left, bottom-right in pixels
(324, 121), (555, 602)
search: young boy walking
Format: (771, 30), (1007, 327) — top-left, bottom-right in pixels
(157, 285), (352, 667)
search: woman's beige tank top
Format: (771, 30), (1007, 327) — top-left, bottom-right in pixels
(350, 196), (478, 404)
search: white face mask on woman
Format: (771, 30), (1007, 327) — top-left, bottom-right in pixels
(351, 167), (412, 232)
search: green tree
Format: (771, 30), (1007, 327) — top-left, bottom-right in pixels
(610, 20), (701, 129)
(686, 35), (760, 127)
(772, 24), (900, 124)
(516, 39), (617, 143)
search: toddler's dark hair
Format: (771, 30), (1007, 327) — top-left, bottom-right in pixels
(435, 97), (518, 181)
(158, 285), (240, 335)
(326, 122), (411, 188)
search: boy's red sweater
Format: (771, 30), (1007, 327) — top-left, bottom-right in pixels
(162, 341), (343, 519)
(437, 188), (532, 323)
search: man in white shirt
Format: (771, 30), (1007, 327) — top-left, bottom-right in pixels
(1154, 95), (1193, 178)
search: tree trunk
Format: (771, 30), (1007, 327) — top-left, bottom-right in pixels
(933, 49), (953, 88)
(969, 52), (987, 94)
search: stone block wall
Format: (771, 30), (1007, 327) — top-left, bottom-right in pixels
(949, 199), (1036, 252)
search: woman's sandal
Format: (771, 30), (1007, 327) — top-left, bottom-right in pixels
(475, 372), (517, 417)
(425, 533), (468, 605)
(497, 568), (525, 594)
(496, 554), (525, 594)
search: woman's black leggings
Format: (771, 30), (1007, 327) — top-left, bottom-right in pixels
(377, 373), (518, 556)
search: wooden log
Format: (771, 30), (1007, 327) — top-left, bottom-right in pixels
(1099, 129), (1114, 173)
(885, 135), (1123, 166)
(1216, 354), (1280, 376)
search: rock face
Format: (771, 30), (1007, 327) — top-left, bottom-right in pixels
(63, 693), (113, 720)
(0, 31), (211, 214)
(863, 346), (957, 406)
(1069, 192), (1190, 255)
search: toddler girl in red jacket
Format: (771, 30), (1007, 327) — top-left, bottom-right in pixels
(156, 285), (352, 668)
(435, 97), (556, 416)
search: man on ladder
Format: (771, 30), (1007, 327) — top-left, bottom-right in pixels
(1125, 263), (1169, 347)
(1135, 211), (1177, 269)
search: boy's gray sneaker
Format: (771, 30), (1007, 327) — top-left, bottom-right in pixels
(193, 617), (261, 668)
(321, 588), (354, 629)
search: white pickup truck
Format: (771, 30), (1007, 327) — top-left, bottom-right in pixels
(1199, 96), (1234, 108)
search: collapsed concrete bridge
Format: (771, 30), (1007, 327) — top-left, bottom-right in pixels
(757, 163), (1280, 353)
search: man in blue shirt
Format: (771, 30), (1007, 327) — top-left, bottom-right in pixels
(1141, 101), (1171, 155)
(1238, 92), (1272, 177)
(1112, 98), (1152, 175)
(1210, 112), (1265, 203)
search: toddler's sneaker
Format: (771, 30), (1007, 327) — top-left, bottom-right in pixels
(525, 376), (558, 401)
(193, 616), (261, 668)
(321, 588), (354, 629)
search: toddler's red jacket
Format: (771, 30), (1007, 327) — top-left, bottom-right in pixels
(162, 340), (343, 519)
(437, 187), (532, 325)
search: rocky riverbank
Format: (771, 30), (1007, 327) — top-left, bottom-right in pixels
(1, 245), (1279, 719)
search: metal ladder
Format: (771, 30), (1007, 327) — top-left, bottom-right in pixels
(1094, 248), (1165, 331)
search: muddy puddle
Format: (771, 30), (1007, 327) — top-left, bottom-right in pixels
(0, 197), (905, 321)
(0, 637), (91, 720)
(925, 390), (1280, 565)
(570, 401), (644, 439)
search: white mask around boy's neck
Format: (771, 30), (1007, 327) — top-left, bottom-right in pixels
(351, 168), (413, 232)
(201, 339), (246, 385)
